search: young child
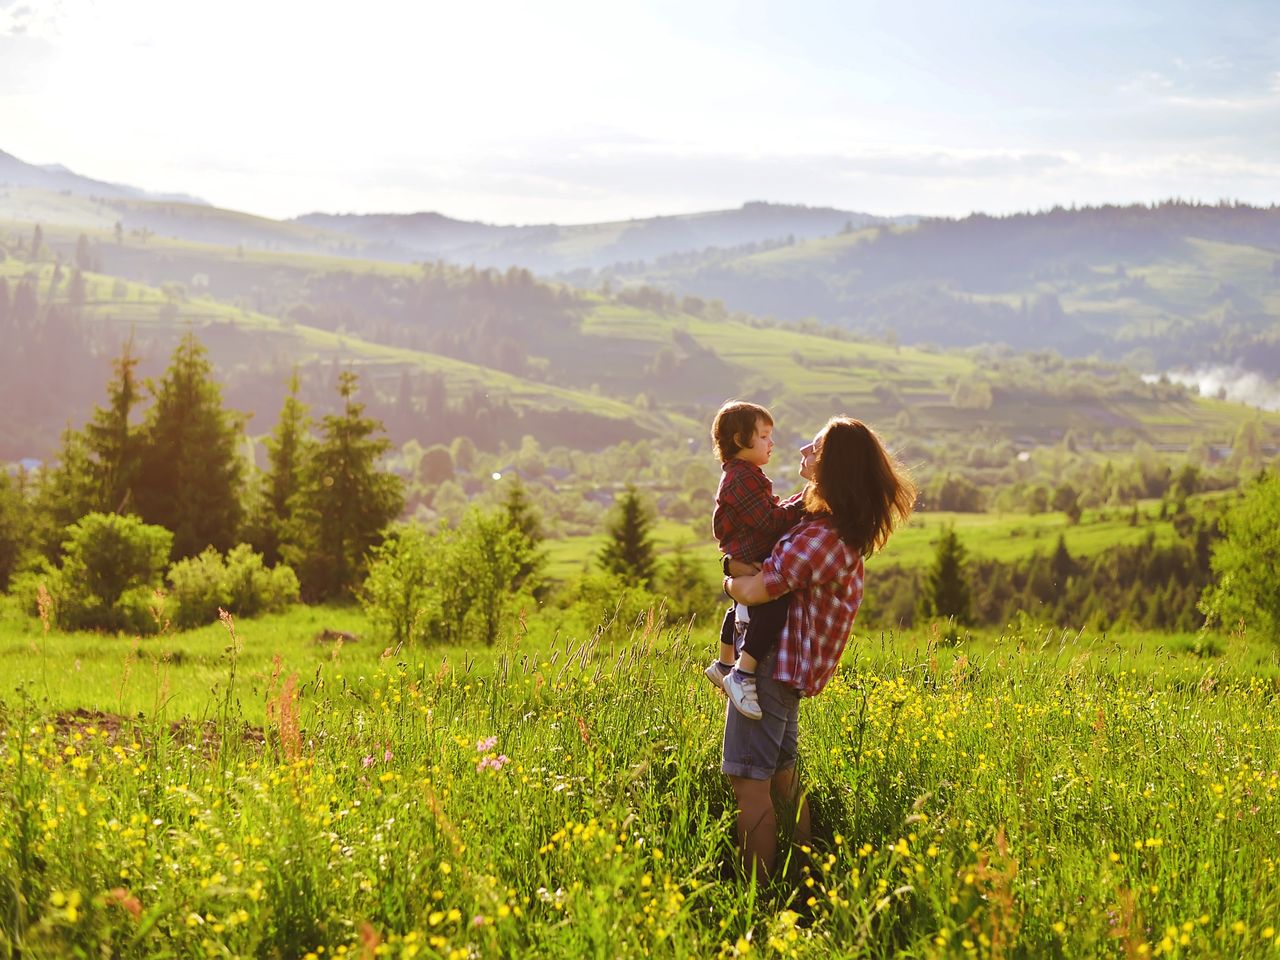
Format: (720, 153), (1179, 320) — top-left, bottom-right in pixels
(706, 400), (805, 720)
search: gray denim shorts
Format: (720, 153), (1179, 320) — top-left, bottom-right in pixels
(721, 655), (801, 781)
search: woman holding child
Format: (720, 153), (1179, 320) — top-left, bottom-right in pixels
(717, 411), (915, 881)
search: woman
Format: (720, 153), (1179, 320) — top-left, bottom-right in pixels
(722, 416), (915, 880)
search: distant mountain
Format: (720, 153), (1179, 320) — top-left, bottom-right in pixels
(294, 202), (912, 272)
(0, 148), (206, 204)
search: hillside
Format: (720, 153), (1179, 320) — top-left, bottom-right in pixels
(4, 221), (1277, 466)
(0, 148), (205, 204)
(611, 203), (1280, 376)
(0, 248), (672, 460)
(297, 201), (910, 272)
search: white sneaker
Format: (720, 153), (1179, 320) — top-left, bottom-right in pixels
(723, 669), (762, 720)
(704, 660), (731, 695)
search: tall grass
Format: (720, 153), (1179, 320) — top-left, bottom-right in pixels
(1, 609), (1279, 957)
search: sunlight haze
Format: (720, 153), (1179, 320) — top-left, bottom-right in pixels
(2, 0), (1277, 222)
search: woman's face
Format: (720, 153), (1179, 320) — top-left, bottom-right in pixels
(799, 431), (823, 481)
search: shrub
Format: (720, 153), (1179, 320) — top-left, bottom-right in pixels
(361, 525), (441, 648)
(360, 509), (526, 648)
(167, 544), (299, 629)
(49, 512), (172, 633)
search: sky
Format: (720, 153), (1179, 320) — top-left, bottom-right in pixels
(2, 0), (1279, 224)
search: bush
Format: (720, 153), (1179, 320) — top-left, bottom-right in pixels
(49, 512), (172, 633)
(167, 544), (300, 629)
(553, 569), (664, 644)
(360, 524), (441, 648)
(361, 509), (525, 648)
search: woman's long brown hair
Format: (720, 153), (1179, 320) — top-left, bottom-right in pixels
(803, 417), (916, 557)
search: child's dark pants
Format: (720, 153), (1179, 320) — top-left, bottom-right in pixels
(719, 594), (792, 662)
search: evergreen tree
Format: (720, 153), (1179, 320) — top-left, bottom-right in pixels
(660, 539), (715, 622)
(30, 223), (44, 259)
(598, 484), (657, 587)
(135, 332), (246, 559)
(921, 524), (972, 625)
(0, 471), (29, 591)
(250, 370), (311, 566)
(83, 338), (143, 514)
(284, 370), (404, 600)
(500, 475), (547, 595)
(32, 426), (100, 559)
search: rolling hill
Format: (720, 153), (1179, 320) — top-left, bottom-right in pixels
(3, 220), (1277, 466)
(607, 203), (1280, 376)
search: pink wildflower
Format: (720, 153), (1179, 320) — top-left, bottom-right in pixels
(476, 736), (498, 752)
(362, 755), (376, 768)
(477, 753), (511, 772)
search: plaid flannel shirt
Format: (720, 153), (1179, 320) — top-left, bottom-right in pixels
(761, 517), (864, 697)
(713, 459), (806, 564)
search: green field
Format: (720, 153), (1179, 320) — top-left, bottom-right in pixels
(540, 498), (1217, 588)
(2, 599), (1280, 957)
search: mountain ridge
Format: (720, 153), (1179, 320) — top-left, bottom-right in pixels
(0, 148), (207, 205)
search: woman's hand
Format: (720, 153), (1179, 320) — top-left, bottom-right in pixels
(724, 571), (771, 605)
(725, 558), (760, 578)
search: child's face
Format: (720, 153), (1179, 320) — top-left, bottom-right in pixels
(735, 417), (774, 467)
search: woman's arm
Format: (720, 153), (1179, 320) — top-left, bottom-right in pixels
(724, 571), (772, 606)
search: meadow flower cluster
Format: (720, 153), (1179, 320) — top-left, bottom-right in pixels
(2, 623), (1280, 956)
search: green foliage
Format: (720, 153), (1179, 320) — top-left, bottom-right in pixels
(48, 512), (171, 633)
(1201, 471), (1280, 641)
(361, 509), (524, 647)
(31, 427), (100, 560)
(285, 371), (404, 601)
(166, 544), (300, 630)
(500, 475), (547, 596)
(247, 370), (311, 566)
(598, 485), (657, 588)
(658, 539), (720, 623)
(82, 337), (143, 515)
(135, 332), (247, 559)
(360, 524), (441, 648)
(554, 568), (663, 643)
(418, 444), (454, 485)
(920, 524), (972, 628)
(0, 471), (28, 591)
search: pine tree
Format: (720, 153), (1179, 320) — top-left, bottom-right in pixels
(83, 337), (143, 514)
(500, 475), (547, 595)
(135, 332), (246, 559)
(660, 539), (712, 622)
(921, 524), (972, 626)
(250, 370), (311, 566)
(30, 224), (44, 260)
(32, 426), (100, 559)
(598, 484), (657, 587)
(284, 370), (404, 600)
(0, 471), (29, 591)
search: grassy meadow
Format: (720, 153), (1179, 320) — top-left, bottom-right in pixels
(3, 595), (1280, 957)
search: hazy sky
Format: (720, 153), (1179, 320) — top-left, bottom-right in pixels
(2, 0), (1278, 223)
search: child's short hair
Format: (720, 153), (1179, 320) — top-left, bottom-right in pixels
(711, 400), (773, 462)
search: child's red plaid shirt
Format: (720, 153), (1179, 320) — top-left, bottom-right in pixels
(713, 459), (805, 564)
(760, 517), (864, 697)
